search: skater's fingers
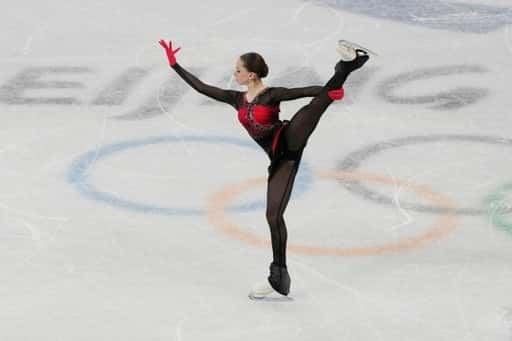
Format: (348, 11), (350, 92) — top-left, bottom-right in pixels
(172, 46), (181, 54)
(159, 40), (169, 49)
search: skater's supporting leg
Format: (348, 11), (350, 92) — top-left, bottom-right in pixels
(266, 158), (300, 268)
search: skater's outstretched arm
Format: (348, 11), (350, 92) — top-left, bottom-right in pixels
(271, 86), (324, 102)
(159, 40), (239, 109)
(172, 63), (239, 108)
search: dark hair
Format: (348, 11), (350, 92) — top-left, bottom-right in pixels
(239, 52), (269, 78)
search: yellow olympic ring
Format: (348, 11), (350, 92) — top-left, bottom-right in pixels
(207, 170), (458, 256)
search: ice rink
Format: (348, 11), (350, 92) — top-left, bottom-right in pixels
(2, 0), (512, 340)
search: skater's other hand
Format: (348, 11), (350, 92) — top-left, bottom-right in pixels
(159, 39), (181, 67)
(328, 88), (344, 101)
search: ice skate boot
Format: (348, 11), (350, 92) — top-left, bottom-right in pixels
(336, 39), (377, 60)
(335, 40), (374, 73)
(268, 262), (290, 295)
(248, 263), (291, 300)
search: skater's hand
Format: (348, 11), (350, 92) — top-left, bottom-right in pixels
(328, 88), (344, 101)
(159, 39), (181, 67)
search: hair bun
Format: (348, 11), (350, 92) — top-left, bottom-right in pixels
(240, 52), (268, 78)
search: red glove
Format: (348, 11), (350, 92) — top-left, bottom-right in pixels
(328, 88), (344, 101)
(158, 39), (181, 67)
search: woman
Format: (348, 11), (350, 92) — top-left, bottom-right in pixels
(159, 39), (369, 299)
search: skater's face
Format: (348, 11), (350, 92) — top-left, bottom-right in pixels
(234, 58), (257, 85)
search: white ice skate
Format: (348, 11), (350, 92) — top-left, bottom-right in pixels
(336, 39), (378, 61)
(248, 281), (292, 301)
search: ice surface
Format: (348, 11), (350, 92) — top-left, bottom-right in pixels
(1, 0), (512, 340)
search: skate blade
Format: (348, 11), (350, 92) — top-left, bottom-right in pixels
(337, 39), (379, 57)
(248, 293), (294, 302)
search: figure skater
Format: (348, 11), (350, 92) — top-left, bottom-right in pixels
(159, 39), (369, 299)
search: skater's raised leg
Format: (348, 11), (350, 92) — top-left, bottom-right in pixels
(284, 50), (369, 152)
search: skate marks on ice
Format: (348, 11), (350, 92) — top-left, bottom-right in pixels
(91, 67), (150, 106)
(0, 202), (70, 271)
(0, 202), (69, 248)
(112, 67), (205, 121)
(476, 307), (512, 340)
(289, 259), (386, 338)
(310, 0), (512, 33)
(376, 65), (489, 110)
(269, 66), (323, 89)
(337, 134), (512, 216)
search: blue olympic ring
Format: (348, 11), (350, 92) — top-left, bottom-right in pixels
(67, 135), (313, 216)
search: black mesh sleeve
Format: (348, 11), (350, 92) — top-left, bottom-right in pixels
(171, 63), (240, 109)
(270, 86), (324, 101)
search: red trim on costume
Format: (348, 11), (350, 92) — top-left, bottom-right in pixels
(271, 124), (285, 154)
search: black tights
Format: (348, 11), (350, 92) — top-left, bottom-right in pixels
(265, 62), (355, 267)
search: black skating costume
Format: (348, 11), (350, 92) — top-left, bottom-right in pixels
(170, 53), (368, 295)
